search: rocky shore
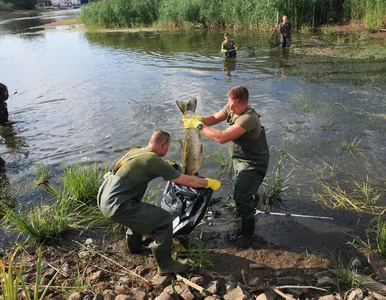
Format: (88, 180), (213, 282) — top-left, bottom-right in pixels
(3, 226), (386, 300)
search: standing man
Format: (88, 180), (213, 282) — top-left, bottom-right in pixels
(221, 32), (237, 58)
(276, 15), (292, 47)
(97, 130), (221, 275)
(0, 83), (9, 126)
(183, 86), (269, 237)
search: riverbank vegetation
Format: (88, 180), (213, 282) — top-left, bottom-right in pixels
(79, 0), (386, 32)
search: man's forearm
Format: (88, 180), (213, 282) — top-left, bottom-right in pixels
(202, 115), (222, 126)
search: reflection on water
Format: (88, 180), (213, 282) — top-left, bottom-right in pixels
(222, 58), (236, 79)
(0, 122), (28, 150)
(1, 9), (386, 253)
(0, 9), (79, 34)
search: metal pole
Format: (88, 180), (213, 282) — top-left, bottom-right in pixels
(254, 209), (334, 220)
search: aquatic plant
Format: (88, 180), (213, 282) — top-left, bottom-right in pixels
(299, 24), (312, 33)
(143, 183), (162, 205)
(354, 176), (382, 206)
(209, 149), (233, 179)
(349, 216), (386, 258)
(0, 199), (74, 243)
(314, 160), (338, 182)
(321, 25), (337, 35)
(33, 161), (50, 185)
(260, 149), (295, 209)
(340, 136), (363, 157)
(61, 162), (106, 205)
(79, 0), (349, 30)
(79, 0), (160, 28)
(344, 0), (386, 31)
(314, 178), (383, 213)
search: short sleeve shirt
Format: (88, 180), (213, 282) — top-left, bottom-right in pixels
(222, 104), (261, 140)
(97, 147), (181, 216)
(115, 147), (180, 182)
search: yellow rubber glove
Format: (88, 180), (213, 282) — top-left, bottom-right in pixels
(221, 49), (228, 53)
(183, 117), (203, 130)
(165, 160), (177, 166)
(191, 115), (203, 122)
(205, 178), (222, 191)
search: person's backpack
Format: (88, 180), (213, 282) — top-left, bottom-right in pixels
(0, 83), (9, 102)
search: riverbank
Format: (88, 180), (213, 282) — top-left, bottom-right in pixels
(4, 212), (386, 300)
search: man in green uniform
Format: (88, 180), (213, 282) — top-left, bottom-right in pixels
(221, 32), (237, 58)
(183, 86), (269, 238)
(97, 130), (221, 275)
(276, 15), (292, 47)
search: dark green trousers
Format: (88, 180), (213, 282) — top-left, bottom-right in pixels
(233, 169), (266, 221)
(109, 201), (173, 250)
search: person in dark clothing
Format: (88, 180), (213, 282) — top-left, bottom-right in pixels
(183, 86), (270, 238)
(276, 15), (292, 47)
(97, 130), (221, 275)
(0, 83), (9, 126)
(221, 32), (237, 58)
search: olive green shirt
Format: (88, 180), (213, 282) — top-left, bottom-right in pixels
(222, 104), (270, 172)
(97, 147), (181, 217)
(222, 39), (236, 51)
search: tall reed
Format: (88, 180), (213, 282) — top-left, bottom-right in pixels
(344, 0), (386, 31)
(80, 0), (346, 30)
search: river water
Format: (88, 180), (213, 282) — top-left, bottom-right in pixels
(1, 9), (386, 254)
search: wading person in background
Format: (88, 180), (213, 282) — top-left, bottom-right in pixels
(0, 83), (9, 126)
(183, 86), (269, 239)
(97, 130), (221, 275)
(221, 32), (237, 58)
(275, 15), (292, 47)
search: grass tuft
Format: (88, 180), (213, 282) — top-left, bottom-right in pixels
(34, 161), (50, 185)
(340, 136), (363, 157)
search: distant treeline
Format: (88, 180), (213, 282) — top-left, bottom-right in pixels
(0, 0), (36, 10)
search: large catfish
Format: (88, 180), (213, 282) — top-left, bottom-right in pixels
(176, 98), (203, 175)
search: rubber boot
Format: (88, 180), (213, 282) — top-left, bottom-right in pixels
(126, 228), (142, 254)
(151, 246), (188, 275)
(241, 218), (255, 237)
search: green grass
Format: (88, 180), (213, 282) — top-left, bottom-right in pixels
(61, 162), (107, 204)
(208, 149), (233, 179)
(143, 183), (162, 204)
(340, 136), (363, 157)
(299, 24), (312, 33)
(0, 249), (60, 300)
(354, 176), (382, 206)
(0, 199), (74, 243)
(349, 217), (386, 258)
(260, 149), (295, 209)
(79, 0), (357, 30)
(344, 0), (386, 31)
(0, 162), (110, 243)
(314, 177), (383, 213)
(0, 252), (19, 300)
(33, 162), (50, 185)
(187, 237), (213, 269)
(329, 255), (365, 290)
(321, 25), (337, 35)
